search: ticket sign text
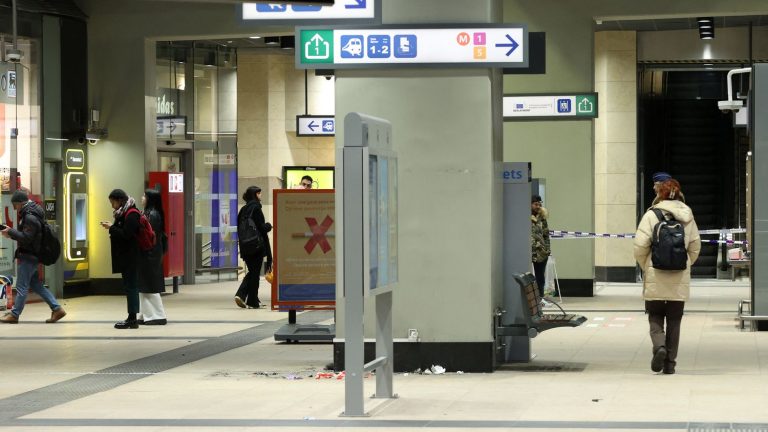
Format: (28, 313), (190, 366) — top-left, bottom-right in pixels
(297, 25), (528, 69)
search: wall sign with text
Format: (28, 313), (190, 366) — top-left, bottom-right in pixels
(503, 93), (598, 120)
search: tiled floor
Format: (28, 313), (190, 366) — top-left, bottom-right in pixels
(0, 278), (764, 431)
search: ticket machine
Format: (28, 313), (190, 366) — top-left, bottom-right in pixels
(62, 146), (88, 281)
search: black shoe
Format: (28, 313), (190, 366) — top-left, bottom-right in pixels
(651, 346), (667, 372)
(114, 320), (139, 329)
(144, 319), (167, 325)
(137, 319), (145, 325)
(663, 363), (676, 375)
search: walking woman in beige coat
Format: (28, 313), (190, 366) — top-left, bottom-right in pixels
(634, 178), (701, 374)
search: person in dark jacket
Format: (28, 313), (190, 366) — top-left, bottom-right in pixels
(100, 189), (141, 329)
(531, 194), (551, 298)
(0, 191), (66, 324)
(234, 186), (272, 308)
(137, 188), (167, 325)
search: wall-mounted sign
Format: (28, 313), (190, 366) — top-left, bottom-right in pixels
(0, 65), (23, 104)
(156, 116), (186, 139)
(169, 173), (184, 193)
(501, 162), (531, 184)
(503, 93), (598, 120)
(44, 199), (57, 222)
(297, 115), (335, 136)
(242, 0), (378, 23)
(65, 149), (85, 170)
(296, 24), (528, 69)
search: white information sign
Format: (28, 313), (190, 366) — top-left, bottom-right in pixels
(503, 94), (598, 119)
(297, 115), (335, 136)
(169, 173), (184, 193)
(243, 0), (375, 21)
(298, 25), (527, 69)
(156, 117), (186, 138)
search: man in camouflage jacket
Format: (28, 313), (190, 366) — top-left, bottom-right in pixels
(531, 195), (550, 297)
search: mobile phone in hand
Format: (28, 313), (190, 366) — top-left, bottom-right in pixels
(0, 224), (7, 230)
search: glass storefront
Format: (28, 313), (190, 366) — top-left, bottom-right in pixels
(155, 42), (238, 283)
(0, 35), (42, 282)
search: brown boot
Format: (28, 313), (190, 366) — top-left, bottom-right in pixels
(46, 308), (66, 323)
(0, 312), (19, 324)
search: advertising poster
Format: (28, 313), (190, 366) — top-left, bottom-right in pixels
(283, 166), (335, 189)
(272, 190), (335, 310)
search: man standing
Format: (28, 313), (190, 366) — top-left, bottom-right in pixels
(0, 191), (66, 324)
(531, 194), (551, 299)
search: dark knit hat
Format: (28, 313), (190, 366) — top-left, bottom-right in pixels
(652, 172), (672, 183)
(531, 194), (543, 203)
(11, 190), (28, 203)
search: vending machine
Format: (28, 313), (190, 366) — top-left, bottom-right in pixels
(148, 171), (184, 289)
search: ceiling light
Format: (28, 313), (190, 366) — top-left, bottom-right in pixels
(249, 36), (261, 39)
(697, 17), (715, 40)
(264, 36), (280, 46)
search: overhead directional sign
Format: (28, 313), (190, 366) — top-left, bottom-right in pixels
(503, 93), (598, 120)
(296, 24), (528, 69)
(156, 116), (187, 138)
(297, 115), (336, 136)
(242, 0), (378, 23)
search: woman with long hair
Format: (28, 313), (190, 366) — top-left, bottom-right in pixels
(138, 188), (167, 325)
(634, 178), (701, 374)
(235, 186), (272, 308)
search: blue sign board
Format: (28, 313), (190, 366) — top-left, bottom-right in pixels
(242, 0), (379, 24)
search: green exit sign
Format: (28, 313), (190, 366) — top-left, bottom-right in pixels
(300, 30), (334, 65)
(575, 94), (596, 117)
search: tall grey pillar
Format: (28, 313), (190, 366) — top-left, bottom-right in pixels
(752, 64), (768, 330)
(334, 0), (503, 372)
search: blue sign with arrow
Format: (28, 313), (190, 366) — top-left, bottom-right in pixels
(495, 34), (520, 56)
(243, 1), (377, 22)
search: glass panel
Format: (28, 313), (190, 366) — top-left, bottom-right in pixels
(156, 43), (191, 141)
(158, 152), (181, 172)
(0, 36), (41, 277)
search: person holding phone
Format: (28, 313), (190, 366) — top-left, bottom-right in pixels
(101, 189), (141, 329)
(0, 191), (66, 324)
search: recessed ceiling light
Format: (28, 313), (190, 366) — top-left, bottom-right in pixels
(249, 36), (261, 39)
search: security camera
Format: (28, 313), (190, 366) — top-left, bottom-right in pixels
(6, 49), (22, 63)
(718, 100), (743, 112)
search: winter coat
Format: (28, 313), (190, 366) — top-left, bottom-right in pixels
(237, 200), (272, 262)
(9, 201), (44, 261)
(634, 199), (702, 301)
(531, 207), (550, 263)
(109, 205), (141, 274)
(138, 209), (165, 294)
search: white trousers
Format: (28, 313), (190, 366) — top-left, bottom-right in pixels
(138, 293), (166, 321)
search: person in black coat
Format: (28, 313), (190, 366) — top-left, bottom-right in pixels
(234, 186), (272, 309)
(137, 188), (167, 325)
(100, 189), (141, 329)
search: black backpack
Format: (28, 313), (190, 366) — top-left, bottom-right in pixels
(32, 213), (61, 266)
(237, 204), (265, 256)
(650, 209), (687, 271)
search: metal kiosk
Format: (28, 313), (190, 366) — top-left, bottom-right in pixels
(339, 112), (398, 416)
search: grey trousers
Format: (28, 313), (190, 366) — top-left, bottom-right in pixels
(646, 300), (685, 367)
